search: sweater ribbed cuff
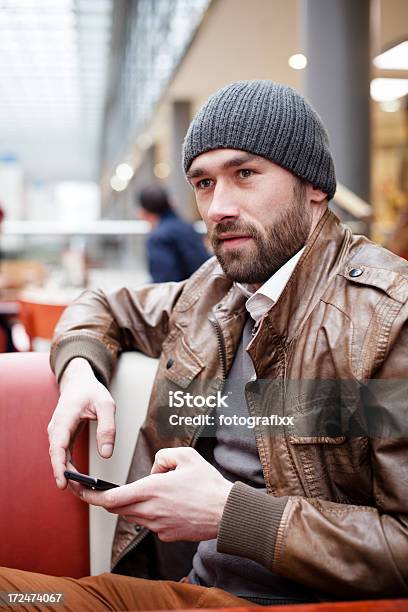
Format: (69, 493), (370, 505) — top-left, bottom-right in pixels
(50, 334), (115, 387)
(217, 481), (288, 569)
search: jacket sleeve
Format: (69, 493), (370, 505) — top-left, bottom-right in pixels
(50, 280), (186, 386)
(218, 317), (408, 599)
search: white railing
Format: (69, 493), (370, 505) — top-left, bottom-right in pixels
(1, 219), (207, 236)
(1, 183), (371, 237)
(334, 183), (372, 219)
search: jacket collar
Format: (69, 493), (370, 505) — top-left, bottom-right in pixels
(207, 210), (352, 378)
(262, 208), (352, 344)
(239, 246), (305, 322)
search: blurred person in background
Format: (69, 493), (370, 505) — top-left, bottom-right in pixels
(137, 184), (210, 282)
(0, 205), (30, 352)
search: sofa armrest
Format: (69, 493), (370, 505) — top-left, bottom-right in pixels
(0, 352), (89, 578)
(89, 351), (159, 575)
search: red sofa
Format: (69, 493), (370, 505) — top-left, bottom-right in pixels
(0, 352), (89, 578)
(0, 352), (406, 612)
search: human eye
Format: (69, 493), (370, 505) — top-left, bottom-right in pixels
(238, 168), (255, 179)
(195, 178), (213, 190)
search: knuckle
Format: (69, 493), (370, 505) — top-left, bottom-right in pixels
(120, 514), (134, 522)
(155, 448), (167, 461)
(100, 400), (116, 416)
(181, 447), (196, 460)
(104, 491), (117, 507)
(98, 425), (116, 438)
(98, 394), (115, 408)
(158, 531), (171, 543)
(47, 415), (59, 433)
(136, 482), (149, 499)
(48, 444), (58, 457)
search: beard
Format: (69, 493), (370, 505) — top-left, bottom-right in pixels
(209, 180), (312, 284)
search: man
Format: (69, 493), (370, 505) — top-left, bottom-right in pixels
(1, 80), (408, 609)
(137, 184), (210, 282)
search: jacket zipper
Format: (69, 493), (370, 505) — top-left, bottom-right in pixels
(190, 312), (227, 448)
(112, 311), (228, 572)
(208, 312), (227, 381)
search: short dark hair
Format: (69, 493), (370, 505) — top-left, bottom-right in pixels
(138, 185), (171, 216)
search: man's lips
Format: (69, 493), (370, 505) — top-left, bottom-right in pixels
(218, 234), (252, 248)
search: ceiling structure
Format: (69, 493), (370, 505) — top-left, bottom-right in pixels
(126, 0), (408, 182)
(0, 0), (212, 183)
(0, 0), (406, 184)
(0, 0), (113, 181)
(101, 0), (210, 174)
(155, 0), (408, 123)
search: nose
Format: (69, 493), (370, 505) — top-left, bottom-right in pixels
(207, 182), (239, 224)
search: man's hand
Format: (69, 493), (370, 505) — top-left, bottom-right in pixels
(77, 447), (233, 542)
(47, 357), (116, 490)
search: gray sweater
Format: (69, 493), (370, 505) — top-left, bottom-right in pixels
(188, 316), (315, 605)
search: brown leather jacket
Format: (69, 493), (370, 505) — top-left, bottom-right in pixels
(51, 210), (408, 599)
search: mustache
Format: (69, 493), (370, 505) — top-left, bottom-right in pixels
(211, 220), (259, 244)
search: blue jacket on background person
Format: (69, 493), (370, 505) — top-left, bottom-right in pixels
(147, 210), (210, 282)
(138, 185), (210, 283)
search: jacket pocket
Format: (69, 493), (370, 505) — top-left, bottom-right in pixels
(160, 330), (204, 389)
(288, 432), (372, 503)
(285, 384), (363, 441)
(285, 391), (372, 501)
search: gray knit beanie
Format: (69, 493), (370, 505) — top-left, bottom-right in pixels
(182, 80), (336, 200)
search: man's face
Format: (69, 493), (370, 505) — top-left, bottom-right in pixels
(187, 149), (313, 285)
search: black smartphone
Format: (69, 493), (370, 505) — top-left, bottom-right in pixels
(64, 470), (119, 491)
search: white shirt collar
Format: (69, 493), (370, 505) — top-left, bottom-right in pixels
(235, 247), (305, 322)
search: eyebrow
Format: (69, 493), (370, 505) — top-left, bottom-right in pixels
(186, 152), (260, 180)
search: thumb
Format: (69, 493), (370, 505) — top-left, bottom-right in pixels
(150, 447), (184, 474)
(95, 400), (116, 458)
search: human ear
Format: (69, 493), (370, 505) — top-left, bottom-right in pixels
(306, 183), (327, 205)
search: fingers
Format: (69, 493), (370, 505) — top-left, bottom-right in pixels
(48, 368), (117, 491)
(67, 480), (86, 498)
(150, 446), (198, 474)
(105, 500), (154, 519)
(78, 487), (162, 534)
(95, 401), (116, 458)
(79, 486), (120, 508)
(48, 412), (79, 489)
(80, 478), (152, 508)
(65, 461), (85, 498)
